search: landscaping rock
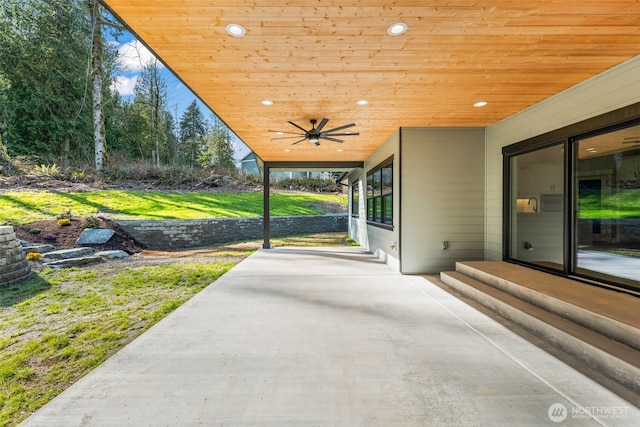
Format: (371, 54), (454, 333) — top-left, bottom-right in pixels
(43, 255), (103, 268)
(95, 250), (129, 259)
(42, 247), (94, 260)
(22, 244), (56, 254)
(76, 228), (115, 245)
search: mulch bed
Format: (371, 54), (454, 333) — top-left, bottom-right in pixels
(14, 217), (145, 254)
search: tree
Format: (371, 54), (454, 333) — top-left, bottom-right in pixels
(179, 101), (207, 167)
(0, 0), (92, 164)
(0, 74), (11, 176)
(134, 57), (167, 166)
(163, 110), (180, 165)
(200, 116), (236, 173)
(88, 0), (106, 171)
(0, 129), (12, 176)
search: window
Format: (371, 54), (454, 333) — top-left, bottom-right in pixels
(351, 181), (359, 217)
(366, 157), (393, 227)
(503, 112), (640, 292)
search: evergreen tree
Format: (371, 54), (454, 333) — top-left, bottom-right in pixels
(179, 100), (207, 167)
(0, 0), (92, 164)
(201, 116), (236, 173)
(163, 110), (180, 165)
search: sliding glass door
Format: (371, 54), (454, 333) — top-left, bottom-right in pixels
(509, 145), (565, 271)
(504, 117), (639, 291)
(574, 123), (640, 287)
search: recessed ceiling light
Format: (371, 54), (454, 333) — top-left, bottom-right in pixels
(474, 101), (488, 107)
(387, 22), (408, 36)
(261, 99), (273, 106)
(337, 149), (343, 152)
(226, 23), (246, 37)
(276, 131), (284, 135)
(356, 99), (368, 106)
(284, 149), (291, 152)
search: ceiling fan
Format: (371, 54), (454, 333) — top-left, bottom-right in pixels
(269, 118), (359, 146)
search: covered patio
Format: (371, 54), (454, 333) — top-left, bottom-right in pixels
(21, 246), (638, 425)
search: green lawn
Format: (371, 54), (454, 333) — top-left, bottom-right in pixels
(0, 261), (235, 426)
(0, 190), (347, 225)
(578, 189), (640, 219)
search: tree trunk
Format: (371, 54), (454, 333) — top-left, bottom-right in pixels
(0, 134), (13, 176)
(61, 136), (70, 169)
(89, 0), (106, 171)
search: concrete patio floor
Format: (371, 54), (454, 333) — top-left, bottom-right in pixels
(21, 246), (639, 426)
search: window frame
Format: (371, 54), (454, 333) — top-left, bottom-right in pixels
(366, 156), (394, 229)
(351, 180), (359, 217)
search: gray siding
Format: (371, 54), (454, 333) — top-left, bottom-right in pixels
(400, 128), (485, 273)
(485, 55), (640, 261)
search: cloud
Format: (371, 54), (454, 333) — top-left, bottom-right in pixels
(111, 75), (138, 96)
(117, 40), (163, 72)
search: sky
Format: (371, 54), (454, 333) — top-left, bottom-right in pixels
(108, 32), (250, 162)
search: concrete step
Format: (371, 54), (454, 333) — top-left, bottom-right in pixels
(440, 270), (640, 396)
(455, 261), (640, 351)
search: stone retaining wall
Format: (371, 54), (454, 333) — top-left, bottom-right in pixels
(0, 226), (31, 285)
(117, 215), (347, 249)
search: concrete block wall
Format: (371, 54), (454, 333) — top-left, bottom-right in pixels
(0, 226), (31, 285)
(117, 215), (348, 249)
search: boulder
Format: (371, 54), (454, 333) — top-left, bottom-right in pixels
(95, 250), (129, 259)
(42, 247), (94, 260)
(43, 256), (103, 268)
(22, 244), (56, 254)
(76, 228), (115, 245)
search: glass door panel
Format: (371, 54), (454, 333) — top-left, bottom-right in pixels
(509, 145), (565, 270)
(575, 124), (640, 287)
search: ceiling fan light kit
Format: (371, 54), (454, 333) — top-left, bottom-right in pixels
(269, 118), (359, 147)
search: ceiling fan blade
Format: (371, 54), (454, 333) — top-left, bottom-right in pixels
(291, 138), (307, 145)
(268, 130), (305, 135)
(315, 118), (329, 132)
(323, 132), (359, 137)
(271, 136), (307, 140)
(321, 136), (344, 143)
(288, 121), (309, 133)
(322, 123), (356, 133)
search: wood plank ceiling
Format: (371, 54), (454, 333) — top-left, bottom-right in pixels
(102, 0), (640, 163)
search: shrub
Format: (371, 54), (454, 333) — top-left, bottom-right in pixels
(42, 233), (56, 241)
(29, 228), (41, 234)
(57, 218), (71, 227)
(56, 210), (72, 220)
(33, 164), (61, 177)
(26, 252), (42, 261)
(275, 177), (341, 192)
(83, 216), (101, 229)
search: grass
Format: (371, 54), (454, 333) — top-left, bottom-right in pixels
(0, 190), (347, 225)
(0, 232), (356, 426)
(578, 188), (640, 219)
(0, 262), (234, 426)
